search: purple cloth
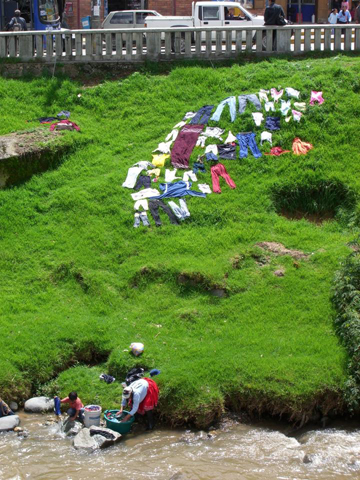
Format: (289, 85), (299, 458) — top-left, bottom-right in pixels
(171, 124), (204, 169)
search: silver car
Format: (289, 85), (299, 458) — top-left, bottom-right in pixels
(101, 10), (161, 29)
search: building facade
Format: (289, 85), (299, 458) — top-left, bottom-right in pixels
(63, 0), (348, 29)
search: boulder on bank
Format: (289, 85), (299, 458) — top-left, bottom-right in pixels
(24, 396), (54, 413)
(89, 425), (122, 449)
(0, 415), (20, 432)
(73, 428), (98, 452)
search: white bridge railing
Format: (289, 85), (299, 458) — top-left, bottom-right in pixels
(0, 24), (359, 63)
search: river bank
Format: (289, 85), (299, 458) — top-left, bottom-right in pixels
(2, 412), (360, 479)
(1, 56), (360, 428)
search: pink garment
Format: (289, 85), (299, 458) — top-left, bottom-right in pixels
(210, 163), (236, 194)
(61, 397), (84, 410)
(292, 110), (303, 122)
(264, 146), (291, 156)
(50, 120), (80, 131)
(309, 91), (324, 105)
(270, 88), (284, 102)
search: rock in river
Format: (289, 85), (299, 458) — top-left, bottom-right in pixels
(0, 415), (20, 432)
(24, 397), (54, 413)
(90, 425), (122, 449)
(73, 428), (98, 452)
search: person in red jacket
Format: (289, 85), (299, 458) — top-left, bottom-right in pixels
(60, 391), (84, 422)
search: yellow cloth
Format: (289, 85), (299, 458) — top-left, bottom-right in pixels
(151, 154), (170, 168)
(147, 168), (161, 177)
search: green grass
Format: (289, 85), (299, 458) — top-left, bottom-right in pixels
(1, 56), (360, 427)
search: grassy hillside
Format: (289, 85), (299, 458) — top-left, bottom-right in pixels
(1, 56), (360, 427)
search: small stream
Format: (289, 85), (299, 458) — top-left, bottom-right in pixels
(1, 413), (360, 480)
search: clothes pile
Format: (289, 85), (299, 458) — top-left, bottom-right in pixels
(33, 110), (81, 132)
(122, 89), (322, 228)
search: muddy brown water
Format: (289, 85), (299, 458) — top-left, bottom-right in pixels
(1, 413), (360, 480)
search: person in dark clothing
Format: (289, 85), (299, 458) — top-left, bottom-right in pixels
(263, 0), (286, 50)
(264, 0), (287, 25)
(6, 10), (27, 31)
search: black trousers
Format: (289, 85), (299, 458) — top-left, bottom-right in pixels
(149, 199), (179, 226)
(134, 175), (151, 191)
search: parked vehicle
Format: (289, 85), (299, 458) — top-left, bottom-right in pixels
(101, 10), (161, 29)
(144, 1), (264, 40)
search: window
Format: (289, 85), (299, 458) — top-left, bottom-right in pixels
(203, 6), (220, 20)
(136, 11), (156, 24)
(110, 12), (134, 24)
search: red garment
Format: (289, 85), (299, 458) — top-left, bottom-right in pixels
(137, 378), (159, 415)
(265, 147), (291, 156)
(210, 163), (236, 194)
(60, 396), (84, 410)
(292, 138), (313, 155)
(171, 124), (204, 169)
(50, 120), (80, 132)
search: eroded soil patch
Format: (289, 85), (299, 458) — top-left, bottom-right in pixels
(255, 242), (310, 260)
(0, 128), (79, 188)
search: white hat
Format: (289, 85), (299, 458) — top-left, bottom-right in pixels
(122, 387), (132, 400)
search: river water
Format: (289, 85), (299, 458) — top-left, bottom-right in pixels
(1, 413), (360, 480)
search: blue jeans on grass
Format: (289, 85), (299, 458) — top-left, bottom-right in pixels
(190, 105), (214, 125)
(238, 94), (261, 114)
(211, 96), (237, 123)
(236, 133), (262, 158)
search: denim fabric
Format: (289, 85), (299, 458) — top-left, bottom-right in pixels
(236, 133), (262, 158)
(154, 181), (206, 199)
(206, 152), (218, 162)
(238, 94), (261, 114)
(218, 144), (237, 160)
(190, 105), (214, 125)
(265, 116), (281, 131)
(54, 397), (61, 416)
(149, 199), (180, 226)
(168, 199), (190, 220)
(134, 212), (150, 228)
(67, 407), (84, 422)
(210, 96), (237, 123)
(134, 175), (151, 191)
(192, 162), (206, 174)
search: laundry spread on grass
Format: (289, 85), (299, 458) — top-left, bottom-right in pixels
(121, 88), (323, 228)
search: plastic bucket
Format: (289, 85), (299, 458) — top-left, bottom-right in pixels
(104, 410), (135, 434)
(84, 405), (102, 427)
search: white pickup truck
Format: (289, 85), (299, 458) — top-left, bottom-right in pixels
(145, 1), (264, 38)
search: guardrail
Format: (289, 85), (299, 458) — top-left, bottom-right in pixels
(0, 24), (359, 63)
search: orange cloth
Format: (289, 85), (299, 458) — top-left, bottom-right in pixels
(292, 138), (313, 155)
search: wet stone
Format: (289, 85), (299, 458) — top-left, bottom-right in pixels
(303, 453), (315, 464)
(73, 428), (98, 452)
(24, 396), (54, 413)
(0, 415), (20, 432)
(9, 401), (18, 412)
(66, 422), (83, 437)
(89, 425), (121, 449)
